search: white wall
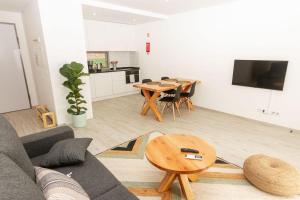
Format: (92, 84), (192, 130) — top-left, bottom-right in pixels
(22, 0), (55, 112)
(84, 20), (139, 67)
(136, 0), (300, 130)
(84, 20), (136, 51)
(109, 51), (139, 67)
(0, 10), (38, 106)
(37, 0), (93, 124)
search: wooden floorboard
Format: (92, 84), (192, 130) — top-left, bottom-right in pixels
(4, 94), (300, 170)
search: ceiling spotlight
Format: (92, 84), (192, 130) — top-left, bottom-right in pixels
(165, 0), (169, 2)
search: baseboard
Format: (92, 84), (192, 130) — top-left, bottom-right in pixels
(92, 91), (139, 102)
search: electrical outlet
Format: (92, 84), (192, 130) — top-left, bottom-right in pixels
(257, 109), (279, 116)
(271, 111), (280, 116)
(257, 109), (265, 113)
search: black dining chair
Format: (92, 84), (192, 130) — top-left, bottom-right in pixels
(141, 79), (154, 97)
(161, 76), (176, 96)
(180, 81), (196, 112)
(159, 85), (182, 121)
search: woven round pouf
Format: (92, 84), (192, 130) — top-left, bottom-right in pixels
(243, 154), (300, 196)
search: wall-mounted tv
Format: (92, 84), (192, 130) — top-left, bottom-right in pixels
(232, 60), (288, 91)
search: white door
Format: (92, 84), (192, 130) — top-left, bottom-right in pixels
(0, 23), (30, 113)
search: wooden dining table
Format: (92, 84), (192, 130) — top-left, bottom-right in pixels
(133, 78), (200, 122)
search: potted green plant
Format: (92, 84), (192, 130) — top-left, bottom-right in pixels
(59, 62), (89, 127)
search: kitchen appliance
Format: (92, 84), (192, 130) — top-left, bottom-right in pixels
(125, 68), (139, 84)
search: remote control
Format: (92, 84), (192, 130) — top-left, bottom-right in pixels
(185, 154), (203, 161)
(181, 148), (199, 154)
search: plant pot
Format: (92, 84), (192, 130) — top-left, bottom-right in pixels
(72, 113), (87, 128)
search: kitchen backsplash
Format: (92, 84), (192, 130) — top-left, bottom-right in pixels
(108, 51), (139, 68)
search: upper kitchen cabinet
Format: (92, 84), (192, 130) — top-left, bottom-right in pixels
(84, 20), (136, 51)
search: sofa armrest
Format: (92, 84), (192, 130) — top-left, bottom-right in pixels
(21, 126), (74, 158)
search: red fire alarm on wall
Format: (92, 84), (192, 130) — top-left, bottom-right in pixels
(146, 33), (150, 55)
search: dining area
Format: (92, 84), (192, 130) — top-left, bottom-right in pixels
(133, 77), (200, 122)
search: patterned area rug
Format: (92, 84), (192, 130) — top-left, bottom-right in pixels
(96, 132), (300, 200)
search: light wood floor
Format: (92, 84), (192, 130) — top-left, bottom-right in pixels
(4, 109), (45, 136)
(4, 94), (300, 170)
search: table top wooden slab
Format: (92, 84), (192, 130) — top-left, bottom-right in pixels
(133, 78), (200, 92)
(145, 134), (216, 174)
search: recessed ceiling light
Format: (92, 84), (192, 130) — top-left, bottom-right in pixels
(165, 0), (169, 2)
(92, 12), (96, 16)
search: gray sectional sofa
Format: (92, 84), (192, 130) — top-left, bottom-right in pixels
(0, 115), (138, 200)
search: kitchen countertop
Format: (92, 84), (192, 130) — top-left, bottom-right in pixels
(89, 67), (139, 74)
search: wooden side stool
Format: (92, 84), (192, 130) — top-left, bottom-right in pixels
(35, 105), (57, 128)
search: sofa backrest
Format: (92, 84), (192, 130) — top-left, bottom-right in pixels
(0, 153), (45, 200)
(0, 115), (36, 181)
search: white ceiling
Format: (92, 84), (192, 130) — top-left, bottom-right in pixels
(92, 0), (235, 15)
(82, 5), (162, 25)
(0, 0), (236, 25)
(0, 0), (31, 11)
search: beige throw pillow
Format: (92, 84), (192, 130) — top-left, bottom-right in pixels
(35, 167), (90, 200)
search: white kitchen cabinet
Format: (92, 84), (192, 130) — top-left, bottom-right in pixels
(125, 83), (138, 93)
(93, 73), (113, 98)
(112, 72), (139, 94)
(89, 75), (96, 99)
(90, 71), (139, 101)
(112, 71), (128, 94)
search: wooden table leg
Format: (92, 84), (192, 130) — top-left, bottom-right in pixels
(188, 171), (204, 182)
(158, 173), (177, 192)
(178, 174), (194, 200)
(141, 90), (151, 115)
(158, 173), (195, 200)
(141, 90), (163, 122)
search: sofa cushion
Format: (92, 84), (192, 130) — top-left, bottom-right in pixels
(0, 153), (45, 200)
(0, 115), (35, 180)
(93, 185), (138, 200)
(40, 138), (92, 168)
(21, 126), (75, 158)
(35, 166), (90, 200)
(32, 152), (125, 199)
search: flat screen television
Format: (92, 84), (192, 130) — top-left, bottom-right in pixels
(232, 60), (288, 91)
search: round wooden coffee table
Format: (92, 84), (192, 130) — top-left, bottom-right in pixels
(145, 134), (216, 200)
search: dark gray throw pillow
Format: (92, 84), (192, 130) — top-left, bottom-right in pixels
(40, 138), (92, 168)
